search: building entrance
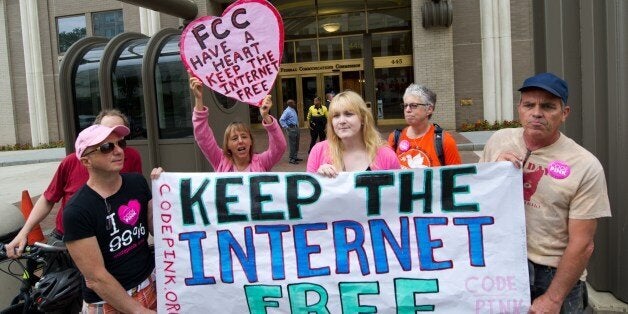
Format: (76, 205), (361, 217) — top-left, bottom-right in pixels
(273, 59), (368, 126)
(276, 71), (369, 127)
(276, 71), (356, 127)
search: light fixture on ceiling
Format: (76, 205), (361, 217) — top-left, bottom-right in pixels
(322, 22), (341, 33)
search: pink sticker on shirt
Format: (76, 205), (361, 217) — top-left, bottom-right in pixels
(547, 160), (570, 179)
(118, 200), (140, 226)
(398, 140), (410, 152)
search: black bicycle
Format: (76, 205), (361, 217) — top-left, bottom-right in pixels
(0, 242), (82, 314)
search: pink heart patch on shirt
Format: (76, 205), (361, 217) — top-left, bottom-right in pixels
(118, 200), (140, 226)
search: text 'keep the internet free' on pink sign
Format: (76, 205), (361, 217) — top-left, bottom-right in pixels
(180, 0), (284, 107)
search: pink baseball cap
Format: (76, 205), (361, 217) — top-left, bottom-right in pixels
(75, 124), (130, 159)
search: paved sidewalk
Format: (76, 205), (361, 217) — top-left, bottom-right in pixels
(0, 147), (66, 167)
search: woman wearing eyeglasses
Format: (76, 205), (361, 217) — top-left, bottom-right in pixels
(387, 83), (461, 168)
(5, 110), (142, 260)
(190, 76), (286, 172)
(307, 91), (400, 178)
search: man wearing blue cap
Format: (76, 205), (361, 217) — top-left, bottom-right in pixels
(481, 72), (611, 313)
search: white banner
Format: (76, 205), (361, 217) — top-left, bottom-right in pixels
(152, 162), (530, 313)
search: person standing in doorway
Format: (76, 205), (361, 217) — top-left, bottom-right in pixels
(307, 96), (328, 153)
(279, 99), (302, 164)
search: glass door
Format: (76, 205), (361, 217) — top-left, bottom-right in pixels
(277, 77), (299, 125)
(300, 75), (318, 125)
(279, 77), (297, 112)
(323, 74), (340, 106)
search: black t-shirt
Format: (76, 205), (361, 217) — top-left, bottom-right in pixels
(63, 173), (154, 303)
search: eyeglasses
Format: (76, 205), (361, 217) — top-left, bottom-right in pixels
(83, 139), (127, 156)
(401, 103), (429, 110)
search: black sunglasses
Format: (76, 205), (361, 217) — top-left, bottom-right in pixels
(83, 139), (127, 156)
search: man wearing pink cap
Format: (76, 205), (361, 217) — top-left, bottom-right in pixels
(63, 124), (156, 313)
(5, 110), (142, 260)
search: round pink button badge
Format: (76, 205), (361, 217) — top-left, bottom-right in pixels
(547, 160), (570, 179)
(399, 140), (410, 152)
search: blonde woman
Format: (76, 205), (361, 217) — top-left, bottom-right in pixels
(307, 91), (400, 177)
(190, 76), (286, 172)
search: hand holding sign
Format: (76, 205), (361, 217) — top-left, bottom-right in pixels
(188, 75), (204, 111)
(259, 95), (273, 123)
(180, 0), (284, 106)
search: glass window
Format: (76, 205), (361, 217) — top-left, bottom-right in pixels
(57, 15), (86, 54)
(319, 12), (365, 35)
(301, 76), (318, 112)
(92, 10), (124, 38)
(324, 75), (340, 95)
(154, 35), (193, 139)
(368, 8), (410, 31)
(281, 78), (297, 103)
(345, 12), (366, 32)
(366, 0), (410, 10)
(318, 0), (365, 15)
(271, 0), (316, 18)
(372, 31), (411, 57)
(343, 35), (362, 59)
(74, 44), (106, 132)
(282, 41), (295, 63)
(318, 37), (342, 61)
(112, 38), (149, 140)
(295, 39), (318, 62)
(375, 66), (412, 119)
(284, 17), (317, 39)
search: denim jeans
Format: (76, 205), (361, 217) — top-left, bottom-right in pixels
(529, 260), (587, 313)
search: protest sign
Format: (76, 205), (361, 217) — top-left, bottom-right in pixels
(152, 162), (530, 313)
(180, 0), (283, 106)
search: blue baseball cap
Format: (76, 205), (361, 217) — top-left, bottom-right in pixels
(518, 72), (568, 104)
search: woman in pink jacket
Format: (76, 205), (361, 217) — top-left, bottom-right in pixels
(190, 76), (286, 172)
(307, 90), (400, 177)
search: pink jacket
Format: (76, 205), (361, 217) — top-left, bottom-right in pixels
(306, 140), (400, 172)
(193, 107), (287, 172)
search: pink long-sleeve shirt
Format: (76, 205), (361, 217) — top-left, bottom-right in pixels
(193, 107), (286, 172)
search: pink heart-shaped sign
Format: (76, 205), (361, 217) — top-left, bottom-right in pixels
(180, 0), (284, 106)
(118, 200), (140, 226)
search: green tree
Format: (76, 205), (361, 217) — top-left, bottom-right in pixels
(58, 27), (86, 53)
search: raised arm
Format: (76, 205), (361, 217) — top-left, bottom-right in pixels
(190, 76), (224, 169)
(190, 75), (204, 112)
(257, 95), (287, 170)
(259, 95), (273, 124)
